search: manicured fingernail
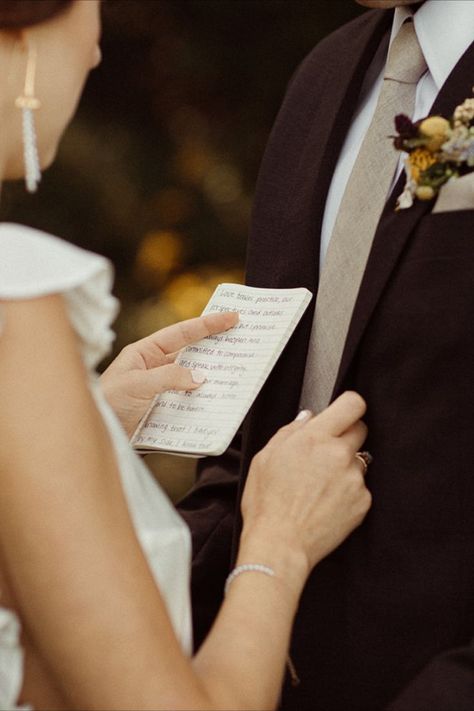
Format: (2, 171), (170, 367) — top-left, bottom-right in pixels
(295, 409), (312, 421)
(226, 313), (239, 329)
(192, 370), (206, 384)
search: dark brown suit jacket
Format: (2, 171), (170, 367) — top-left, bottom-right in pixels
(179, 8), (474, 710)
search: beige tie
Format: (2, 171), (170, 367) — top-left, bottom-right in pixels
(300, 20), (427, 413)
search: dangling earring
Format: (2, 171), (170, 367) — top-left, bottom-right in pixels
(15, 46), (41, 193)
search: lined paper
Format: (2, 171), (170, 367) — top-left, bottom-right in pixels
(132, 284), (312, 456)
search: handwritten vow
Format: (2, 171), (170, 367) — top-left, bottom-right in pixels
(131, 284), (312, 456)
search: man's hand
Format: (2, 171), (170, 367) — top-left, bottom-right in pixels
(100, 312), (238, 436)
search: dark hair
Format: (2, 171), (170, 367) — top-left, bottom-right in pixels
(0, 1), (73, 29)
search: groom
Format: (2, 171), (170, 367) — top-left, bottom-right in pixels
(179, 1), (474, 709)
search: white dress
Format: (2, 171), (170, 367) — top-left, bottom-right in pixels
(0, 223), (193, 710)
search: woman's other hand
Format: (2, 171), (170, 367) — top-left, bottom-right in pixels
(240, 391), (371, 594)
(100, 311), (238, 436)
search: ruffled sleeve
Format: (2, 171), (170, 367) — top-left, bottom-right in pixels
(0, 223), (119, 370)
(0, 608), (31, 711)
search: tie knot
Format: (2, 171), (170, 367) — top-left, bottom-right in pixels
(384, 20), (427, 85)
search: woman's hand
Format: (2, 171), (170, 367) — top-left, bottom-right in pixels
(100, 311), (238, 436)
(240, 391), (371, 593)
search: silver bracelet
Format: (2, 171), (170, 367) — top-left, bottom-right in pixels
(224, 563), (276, 595)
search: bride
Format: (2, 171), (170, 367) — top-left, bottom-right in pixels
(0, 2), (371, 709)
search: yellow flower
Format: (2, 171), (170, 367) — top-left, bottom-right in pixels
(415, 185), (435, 201)
(419, 116), (451, 151)
(408, 148), (437, 182)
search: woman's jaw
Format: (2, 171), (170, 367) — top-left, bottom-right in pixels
(0, 0), (101, 184)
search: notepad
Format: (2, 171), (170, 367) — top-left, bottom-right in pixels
(131, 283), (312, 456)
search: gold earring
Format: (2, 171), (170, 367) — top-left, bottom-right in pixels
(15, 46), (41, 192)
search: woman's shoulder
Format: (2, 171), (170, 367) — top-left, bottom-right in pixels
(0, 222), (112, 300)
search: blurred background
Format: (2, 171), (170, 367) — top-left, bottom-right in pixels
(0, 0), (363, 497)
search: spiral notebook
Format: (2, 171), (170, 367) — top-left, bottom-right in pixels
(131, 283), (312, 457)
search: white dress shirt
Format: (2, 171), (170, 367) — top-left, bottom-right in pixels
(319, 0), (474, 267)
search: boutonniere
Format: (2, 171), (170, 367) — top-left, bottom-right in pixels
(393, 90), (474, 210)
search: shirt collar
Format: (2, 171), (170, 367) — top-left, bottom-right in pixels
(391, 1), (474, 91)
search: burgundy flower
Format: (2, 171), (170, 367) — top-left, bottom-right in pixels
(394, 114), (418, 138)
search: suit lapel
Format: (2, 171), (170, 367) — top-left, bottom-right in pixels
(275, 11), (392, 292)
(333, 40), (474, 399)
(241, 10), (393, 468)
(246, 10), (393, 294)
